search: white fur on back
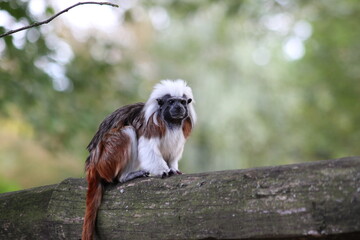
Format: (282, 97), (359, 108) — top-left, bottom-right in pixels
(144, 79), (196, 126)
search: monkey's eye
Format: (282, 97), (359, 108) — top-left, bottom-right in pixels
(180, 100), (187, 105)
(168, 99), (174, 105)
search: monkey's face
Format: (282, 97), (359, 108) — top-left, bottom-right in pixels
(157, 94), (192, 125)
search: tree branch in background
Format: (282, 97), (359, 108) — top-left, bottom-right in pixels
(0, 1), (119, 38)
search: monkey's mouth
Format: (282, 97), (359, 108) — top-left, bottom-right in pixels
(170, 110), (186, 119)
(170, 113), (186, 119)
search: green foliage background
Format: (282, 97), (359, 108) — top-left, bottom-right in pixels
(1, 0), (359, 193)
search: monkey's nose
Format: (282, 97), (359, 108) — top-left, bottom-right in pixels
(170, 106), (185, 118)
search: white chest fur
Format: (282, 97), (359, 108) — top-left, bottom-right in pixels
(137, 127), (186, 176)
(159, 128), (186, 163)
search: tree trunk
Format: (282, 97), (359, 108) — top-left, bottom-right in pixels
(1, 156), (360, 240)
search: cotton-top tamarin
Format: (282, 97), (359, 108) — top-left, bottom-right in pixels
(82, 79), (196, 240)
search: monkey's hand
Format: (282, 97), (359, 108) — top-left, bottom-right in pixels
(161, 169), (182, 178)
(170, 169), (182, 175)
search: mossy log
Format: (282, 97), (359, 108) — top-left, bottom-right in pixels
(1, 156), (360, 240)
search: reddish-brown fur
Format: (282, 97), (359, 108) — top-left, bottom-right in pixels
(182, 117), (193, 139)
(143, 114), (166, 138)
(82, 128), (132, 240)
(82, 164), (103, 240)
(96, 128), (132, 181)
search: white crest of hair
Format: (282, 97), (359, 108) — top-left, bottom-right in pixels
(144, 79), (197, 126)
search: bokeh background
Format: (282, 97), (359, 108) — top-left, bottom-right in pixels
(1, 0), (359, 193)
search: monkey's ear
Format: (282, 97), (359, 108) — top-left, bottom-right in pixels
(157, 98), (164, 106)
(187, 98), (192, 104)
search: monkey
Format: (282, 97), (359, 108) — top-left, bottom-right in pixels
(82, 79), (196, 240)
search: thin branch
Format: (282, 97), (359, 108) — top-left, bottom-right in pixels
(0, 2), (119, 38)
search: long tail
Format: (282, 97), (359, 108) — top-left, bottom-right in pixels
(82, 164), (103, 240)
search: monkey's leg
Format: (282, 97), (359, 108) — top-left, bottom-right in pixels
(120, 170), (149, 183)
(117, 126), (146, 183)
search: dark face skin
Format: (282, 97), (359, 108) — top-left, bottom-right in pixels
(157, 94), (192, 127)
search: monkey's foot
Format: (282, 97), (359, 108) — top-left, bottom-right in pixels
(121, 170), (149, 183)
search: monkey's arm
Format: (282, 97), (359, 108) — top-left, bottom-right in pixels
(166, 145), (184, 175)
(138, 137), (170, 177)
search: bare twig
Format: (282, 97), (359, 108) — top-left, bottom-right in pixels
(0, 2), (119, 38)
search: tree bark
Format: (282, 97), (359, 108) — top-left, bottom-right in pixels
(1, 156), (360, 240)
